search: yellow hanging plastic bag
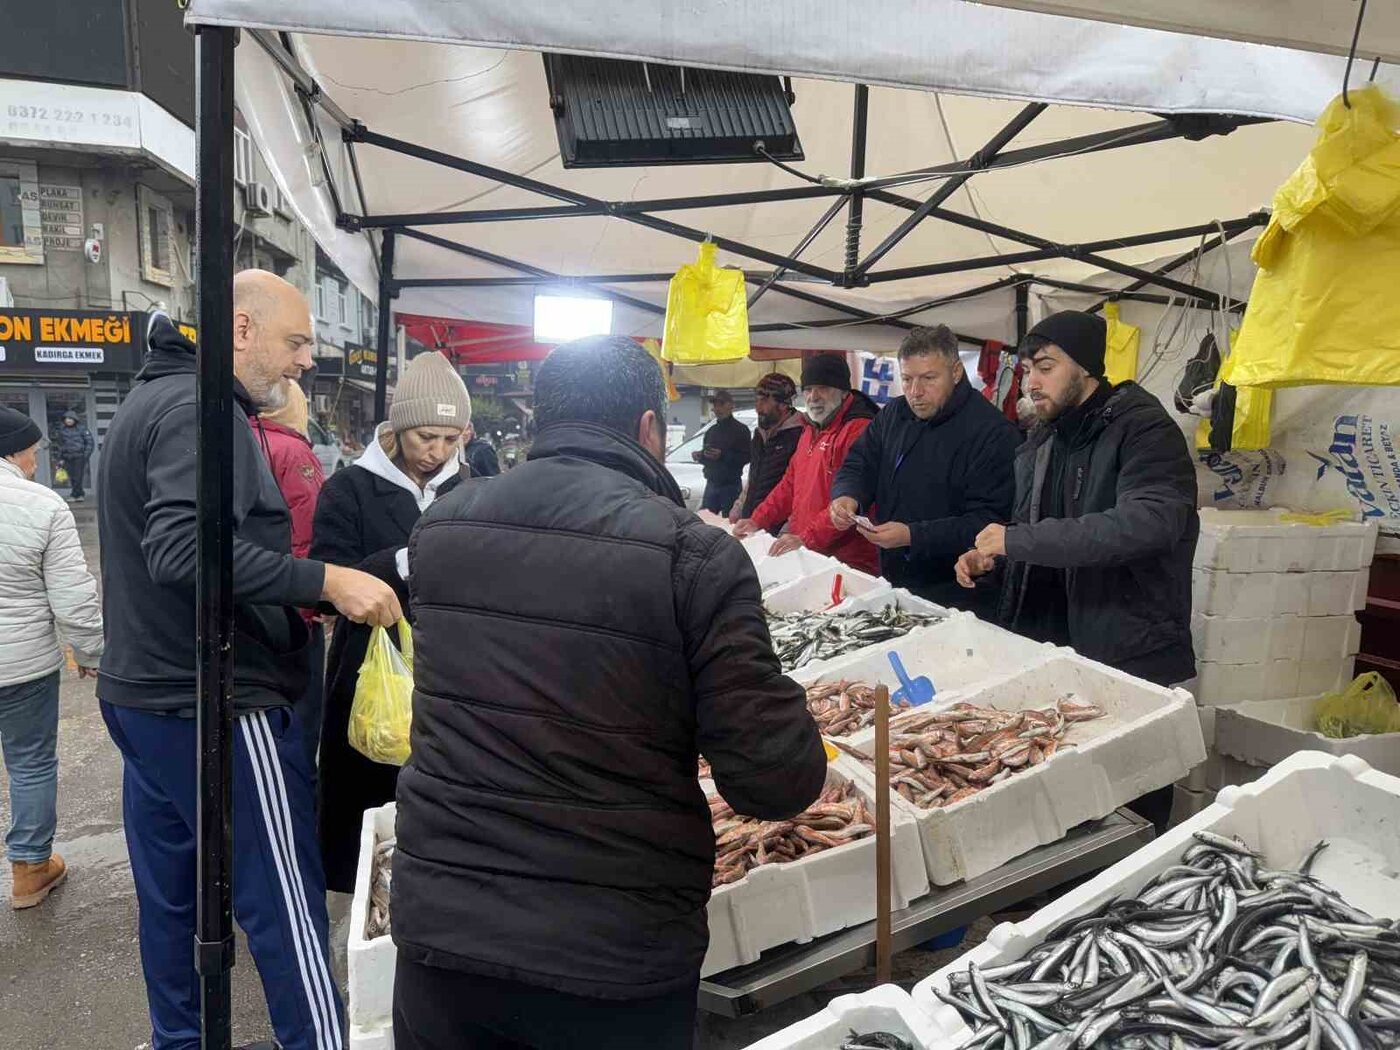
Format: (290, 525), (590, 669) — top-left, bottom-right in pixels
(1314, 672), (1400, 739)
(348, 621), (414, 766)
(661, 241), (750, 364)
(1102, 303), (1141, 386)
(1227, 86), (1400, 389)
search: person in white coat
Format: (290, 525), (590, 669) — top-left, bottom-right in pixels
(0, 405), (104, 909)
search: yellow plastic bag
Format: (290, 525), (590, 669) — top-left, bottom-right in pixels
(661, 242), (750, 364)
(348, 621), (414, 766)
(1102, 303), (1141, 386)
(1227, 86), (1400, 389)
(1314, 672), (1400, 739)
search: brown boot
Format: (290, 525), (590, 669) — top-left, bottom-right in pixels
(11, 853), (67, 910)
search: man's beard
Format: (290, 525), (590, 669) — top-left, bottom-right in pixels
(757, 407), (780, 429)
(256, 376), (289, 411)
(1033, 373), (1088, 423)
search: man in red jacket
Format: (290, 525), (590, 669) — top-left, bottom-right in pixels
(734, 354), (880, 575)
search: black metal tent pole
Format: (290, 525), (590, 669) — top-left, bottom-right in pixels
(194, 24), (238, 1050)
(373, 230), (396, 422)
(1086, 220), (1257, 314)
(745, 197), (850, 310)
(843, 85), (870, 285)
(1015, 282), (1030, 344)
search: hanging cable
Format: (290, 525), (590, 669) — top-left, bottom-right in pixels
(1343, 0), (1370, 108)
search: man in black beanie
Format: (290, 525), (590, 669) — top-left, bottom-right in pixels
(955, 310), (1198, 829)
(956, 308), (1198, 677)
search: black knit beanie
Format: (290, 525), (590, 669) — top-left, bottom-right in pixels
(1022, 311), (1107, 379)
(800, 353), (852, 391)
(0, 406), (42, 458)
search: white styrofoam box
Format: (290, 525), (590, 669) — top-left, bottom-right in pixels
(703, 757), (928, 977)
(1169, 782), (1215, 826)
(841, 654), (1204, 886)
(1215, 693), (1400, 779)
(348, 803), (396, 1031)
(349, 1020), (393, 1050)
(842, 587), (951, 620)
(1190, 612), (1360, 665)
(790, 614), (1058, 747)
(739, 532), (775, 565)
(1198, 704), (1217, 748)
(1179, 750), (1262, 794)
(1192, 566), (1369, 619)
(764, 563), (892, 615)
(1195, 655), (1355, 706)
(743, 984), (941, 1050)
(757, 548), (840, 594)
(914, 752), (1400, 1037)
(1194, 508), (1379, 573)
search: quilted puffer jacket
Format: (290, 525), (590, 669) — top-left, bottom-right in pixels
(0, 458), (104, 686)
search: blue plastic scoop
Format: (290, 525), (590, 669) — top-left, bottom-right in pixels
(887, 649), (936, 707)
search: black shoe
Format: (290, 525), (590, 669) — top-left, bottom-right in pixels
(235, 1042), (282, 1050)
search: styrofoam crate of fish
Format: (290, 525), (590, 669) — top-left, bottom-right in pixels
(1214, 693), (1400, 779)
(703, 757), (928, 977)
(1193, 508), (1379, 573)
(842, 588), (951, 620)
(348, 803), (396, 1032)
(742, 984), (940, 1050)
(757, 548), (842, 595)
(1191, 566), (1369, 619)
(764, 562), (891, 615)
(1190, 612), (1361, 665)
(790, 613), (1059, 745)
(1194, 654), (1356, 706)
(349, 1019), (393, 1050)
(738, 531), (776, 565)
(912, 751), (1400, 1040)
(840, 653), (1204, 886)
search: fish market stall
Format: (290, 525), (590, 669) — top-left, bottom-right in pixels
(913, 751), (1400, 1049)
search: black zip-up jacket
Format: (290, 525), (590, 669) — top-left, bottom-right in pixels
(700, 414), (751, 484)
(832, 378), (1020, 612)
(392, 421), (826, 1000)
(994, 382), (1198, 684)
(740, 412), (806, 520)
(96, 316), (323, 712)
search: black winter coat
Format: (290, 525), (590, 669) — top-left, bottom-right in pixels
(465, 437), (500, 478)
(55, 422), (95, 460)
(740, 413), (805, 520)
(832, 379), (1020, 613)
(995, 382), (1198, 683)
(309, 454), (465, 892)
(700, 414), (751, 484)
(392, 421), (827, 1000)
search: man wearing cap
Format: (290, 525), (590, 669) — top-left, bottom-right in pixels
(734, 354), (880, 575)
(730, 372), (806, 528)
(692, 389), (750, 514)
(829, 325), (1021, 615)
(54, 411), (96, 502)
(956, 309), (1198, 688)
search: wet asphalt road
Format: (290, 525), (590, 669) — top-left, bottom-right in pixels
(0, 507), (976, 1049)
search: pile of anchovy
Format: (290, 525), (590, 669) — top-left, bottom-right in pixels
(711, 781), (873, 888)
(366, 837), (394, 939)
(808, 679), (913, 737)
(768, 606), (943, 671)
(936, 831), (1400, 1049)
(840, 1033), (916, 1050)
(832, 698), (1104, 808)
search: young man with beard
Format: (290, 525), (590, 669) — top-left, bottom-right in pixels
(729, 372), (806, 530)
(955, 310), (1198, 829)
(733, 354), (880, 575)
(828, 325), (1019, 614)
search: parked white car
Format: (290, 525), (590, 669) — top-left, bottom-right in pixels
(309, 417), (345, 476)
(665, 409), (757, 512)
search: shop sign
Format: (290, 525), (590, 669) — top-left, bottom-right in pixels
(0, 308), (139, 372)
(40, 184), (84, 251)
(345, 342), (397, 383)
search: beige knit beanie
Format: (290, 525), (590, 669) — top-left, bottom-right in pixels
(388, 351), (471, 432)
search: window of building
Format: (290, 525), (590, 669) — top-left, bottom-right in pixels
(138, 185), (175, 287)
(0, 159), (43, 265)
(363, 299), (376, 335)
(233, 127), (252, 187)
(314, 279), (327, 321)
(337, 285), (350, 329)
(274, 185), (293, 219)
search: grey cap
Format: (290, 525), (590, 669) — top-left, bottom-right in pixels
(389, 351), (472, 432)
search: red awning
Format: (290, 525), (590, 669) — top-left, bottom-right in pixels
(396, 312), (836, 365)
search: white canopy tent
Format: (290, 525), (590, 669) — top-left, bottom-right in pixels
(197, 0), (1400, 356)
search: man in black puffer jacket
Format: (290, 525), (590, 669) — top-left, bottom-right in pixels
(733, 372), (806, 527)
(392, 335), (827, 1050)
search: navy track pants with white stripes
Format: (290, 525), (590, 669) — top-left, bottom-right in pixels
(101, 701), (346, 1050)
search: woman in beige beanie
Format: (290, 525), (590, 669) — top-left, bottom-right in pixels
(308, 350), (472, 890)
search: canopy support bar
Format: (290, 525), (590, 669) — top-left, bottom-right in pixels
(856, 101), (1047, 278)
(373, 230), (396, 421)
(843, 85), (870, 284)
(194, 24), (238, 1050)
(746, 197), (851, 311)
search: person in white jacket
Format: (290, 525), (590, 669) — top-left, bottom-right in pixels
(0, 405), (104, 909)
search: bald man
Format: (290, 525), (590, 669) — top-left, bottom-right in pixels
(98, 271), (394, 1050)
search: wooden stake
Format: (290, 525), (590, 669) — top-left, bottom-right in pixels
(874, 683), (893, 984)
